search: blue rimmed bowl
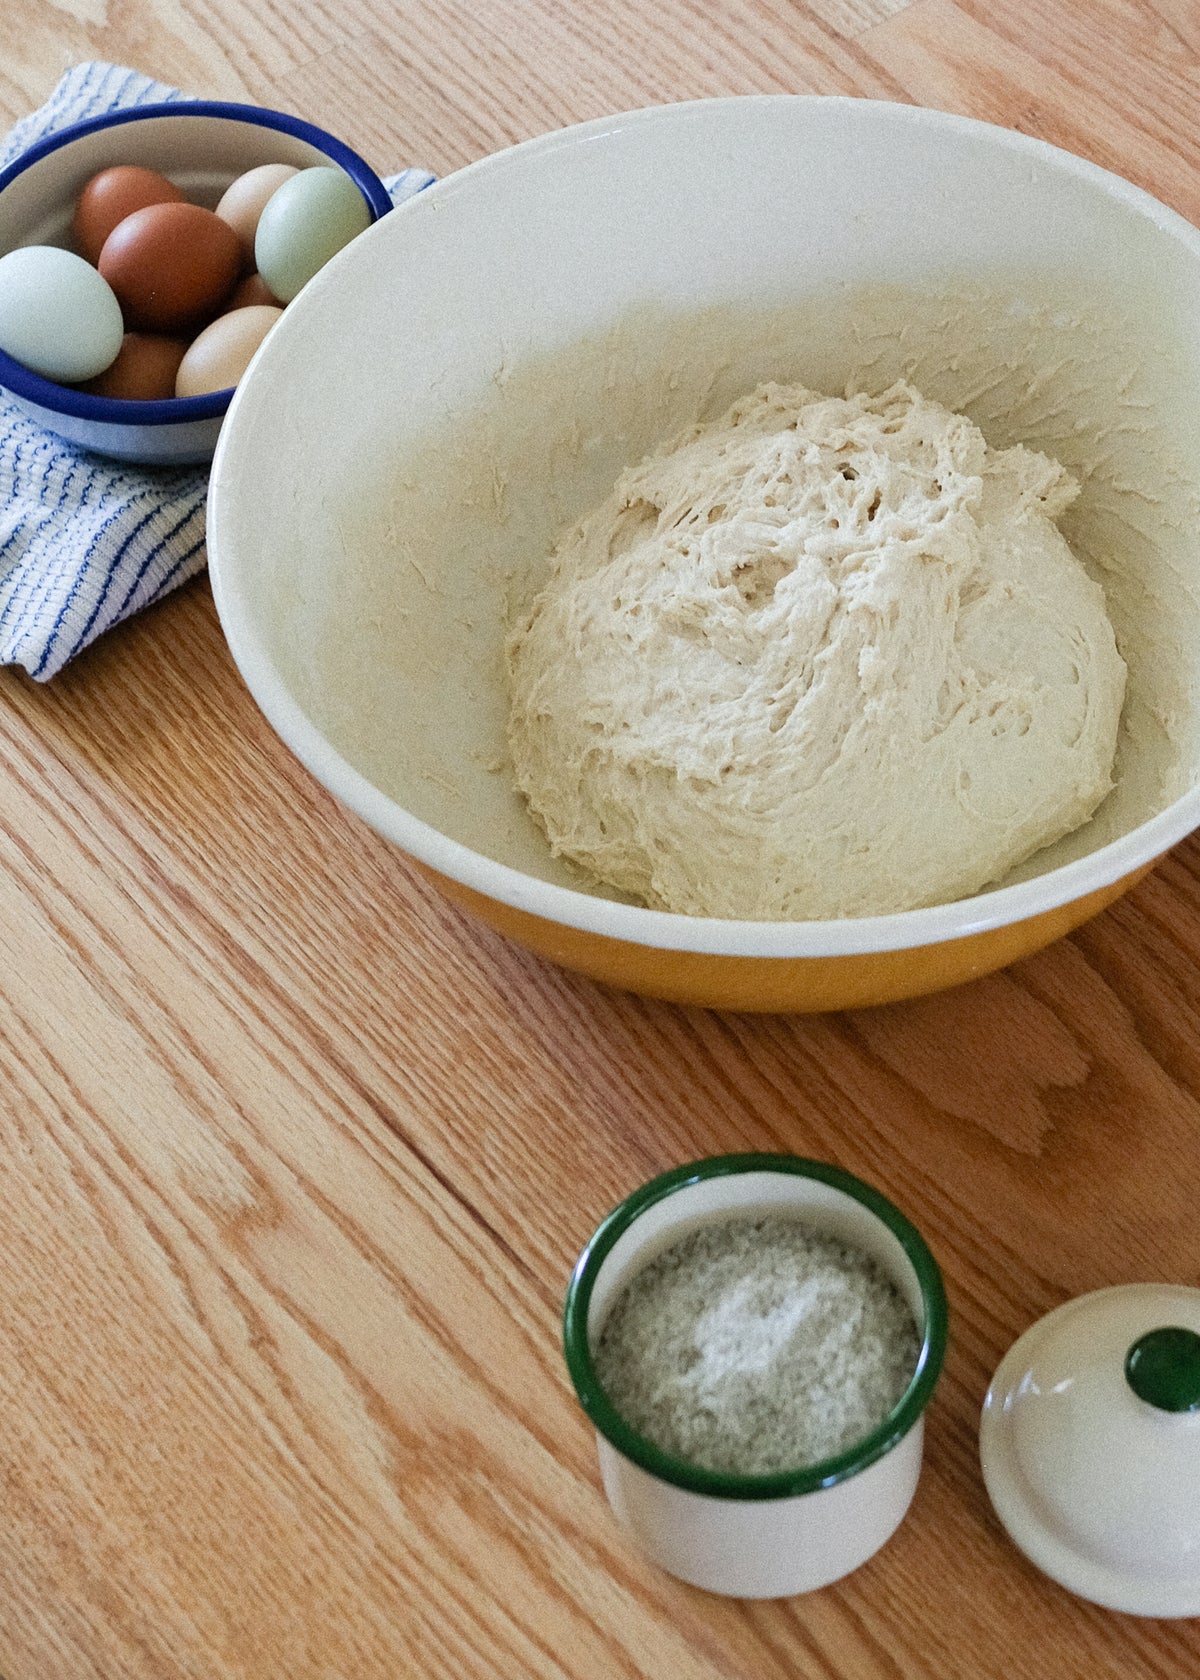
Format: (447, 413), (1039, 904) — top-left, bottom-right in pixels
(0, 101), (393, 465)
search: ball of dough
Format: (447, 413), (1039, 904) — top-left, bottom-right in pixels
(506, 381), (1126, 920)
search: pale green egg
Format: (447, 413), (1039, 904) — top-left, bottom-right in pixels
(254, 167), (372, 304)
(0, 246), (124, 383)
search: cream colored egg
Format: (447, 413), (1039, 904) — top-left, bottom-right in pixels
(175, 304), (282, 397)
(215, 164), (299, 252)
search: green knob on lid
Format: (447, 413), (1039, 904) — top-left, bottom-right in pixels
(1124, 1326), (1200, 1413)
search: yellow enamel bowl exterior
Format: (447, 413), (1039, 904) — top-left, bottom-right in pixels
(208, 97), (1200, 1013)
(424, 864), (1153, 1013)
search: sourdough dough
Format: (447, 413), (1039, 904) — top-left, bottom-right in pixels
(505, 381), (1127, 920)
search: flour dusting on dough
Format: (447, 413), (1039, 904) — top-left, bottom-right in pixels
(506, 381), (1127, 919)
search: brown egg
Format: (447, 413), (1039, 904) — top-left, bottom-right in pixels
(76, 332), (190, 401)
(72, 165), (187, 265)
(223, 270), (283, 312)
(174, 304), (282, 397)
(98, 202), (243, 334)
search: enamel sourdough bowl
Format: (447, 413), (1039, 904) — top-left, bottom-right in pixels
(0, 101), (392, 465)
(208, 95), (1200, 1012)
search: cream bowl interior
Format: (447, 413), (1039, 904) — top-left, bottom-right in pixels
(208, 95), (1200, 958)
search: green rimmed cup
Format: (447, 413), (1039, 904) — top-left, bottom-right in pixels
(563, 1153), (948, 1597)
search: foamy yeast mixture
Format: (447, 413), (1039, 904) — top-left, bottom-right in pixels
(506, 381), (1127, 920)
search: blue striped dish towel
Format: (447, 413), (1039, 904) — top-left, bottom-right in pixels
(0, 62), (434, 680)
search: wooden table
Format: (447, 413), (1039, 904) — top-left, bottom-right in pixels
(2, 3), (1199, 1675)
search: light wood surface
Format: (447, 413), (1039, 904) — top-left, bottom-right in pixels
(2, 3), (1200, 1676)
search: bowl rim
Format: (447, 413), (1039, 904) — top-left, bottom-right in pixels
(209, 92), (1200, 959)
(0, 99), (393, 426)
(561, 1153), (948, 1500)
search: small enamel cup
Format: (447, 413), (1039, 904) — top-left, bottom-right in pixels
(563, 1154), (948, 1598)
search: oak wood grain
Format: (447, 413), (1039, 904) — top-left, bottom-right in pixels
(2, 4), (1200, 1677)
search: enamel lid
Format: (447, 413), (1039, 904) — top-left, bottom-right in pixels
(979, 1284), (1200, 1616)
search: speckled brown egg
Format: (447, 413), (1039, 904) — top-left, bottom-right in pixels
(77, 332), (190, 401)
(223, 270), (283, 312)
(98, 202), (242, 333)
(72, 165), (186, 265)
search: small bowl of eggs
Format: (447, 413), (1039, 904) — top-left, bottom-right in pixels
(0, 100), (394, 465)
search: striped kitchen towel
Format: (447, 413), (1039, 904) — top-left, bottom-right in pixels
(0, 62), (434, 680)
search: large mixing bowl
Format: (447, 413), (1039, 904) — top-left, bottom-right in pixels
(207, 96), (1200, 1012)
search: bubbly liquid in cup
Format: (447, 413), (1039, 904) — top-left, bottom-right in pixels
(593, 1214), (921, 1477)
